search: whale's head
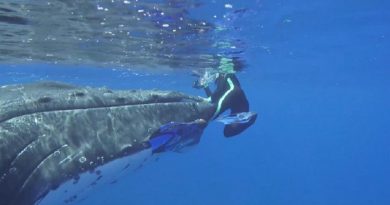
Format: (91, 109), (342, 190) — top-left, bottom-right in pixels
(0, 82), (214, 205)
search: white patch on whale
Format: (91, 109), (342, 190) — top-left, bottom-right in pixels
(37, 148), (153, 205)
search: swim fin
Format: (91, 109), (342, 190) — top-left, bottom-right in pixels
(148, 120), (207, 153)
(216, 112), (257, 137)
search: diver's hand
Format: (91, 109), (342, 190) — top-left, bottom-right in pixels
(192, 79), (205, 89)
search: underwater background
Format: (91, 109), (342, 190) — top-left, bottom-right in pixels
(1, 0), (389, 205)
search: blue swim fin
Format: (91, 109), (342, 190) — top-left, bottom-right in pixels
(148, 133), (175, 151)
(216, 112), (257, 125)
(148, 120), (207, 153)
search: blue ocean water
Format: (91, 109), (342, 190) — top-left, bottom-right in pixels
(1, 0), (390, 205)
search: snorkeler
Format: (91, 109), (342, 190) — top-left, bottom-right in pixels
(147, 57), (257, 154)
(193, 57), (257, 137)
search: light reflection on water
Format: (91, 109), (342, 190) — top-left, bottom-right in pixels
(0, 0), (246, 72)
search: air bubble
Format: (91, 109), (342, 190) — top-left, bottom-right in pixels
(225, 4), (233, 9)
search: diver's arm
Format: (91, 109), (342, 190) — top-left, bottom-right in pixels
(204, 87), (212, 97)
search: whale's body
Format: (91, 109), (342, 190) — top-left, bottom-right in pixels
(0, 82), (214, 205)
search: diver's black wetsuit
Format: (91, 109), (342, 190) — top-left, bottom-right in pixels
(207, 73), (256, 137)
(149, 73), (256, 154)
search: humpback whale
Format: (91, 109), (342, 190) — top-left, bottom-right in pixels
(0, 82), (215, 205)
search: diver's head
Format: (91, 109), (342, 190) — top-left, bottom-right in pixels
(218, 56), (247, 73)
(231, 57), (247, 72)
